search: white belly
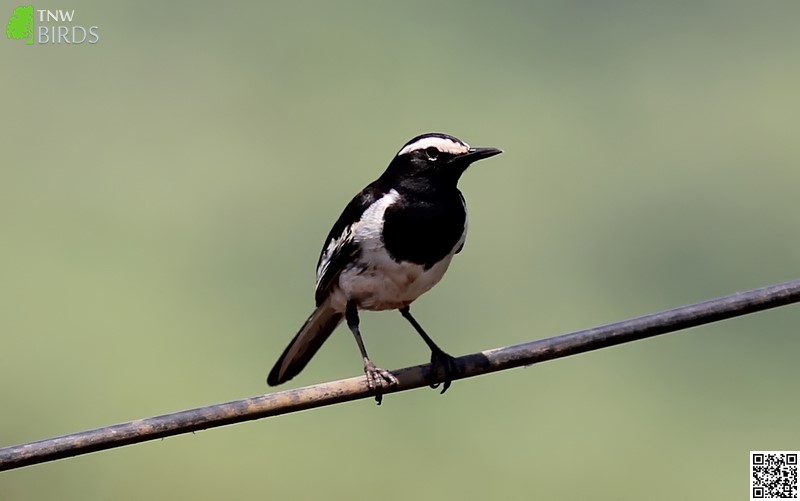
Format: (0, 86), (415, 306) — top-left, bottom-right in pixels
(330, 251), (456, 311)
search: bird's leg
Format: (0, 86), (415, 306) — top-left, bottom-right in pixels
(345, 301), (398, 405)
(399, 306), (458, 394)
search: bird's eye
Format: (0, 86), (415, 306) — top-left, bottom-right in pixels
(425, 147), (439, 161)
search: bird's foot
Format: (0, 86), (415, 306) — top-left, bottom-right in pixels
(364, 360), (398, 405)
(429, 349), (459, 394)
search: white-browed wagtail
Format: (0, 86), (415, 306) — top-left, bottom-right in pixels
(267, 133), (502, 403)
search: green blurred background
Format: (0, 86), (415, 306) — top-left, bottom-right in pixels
(2, 1), (799, 499)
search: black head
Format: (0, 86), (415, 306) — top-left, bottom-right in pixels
(381, 133), (502, 186)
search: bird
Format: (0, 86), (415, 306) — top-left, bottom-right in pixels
(267, 132), (502, 404)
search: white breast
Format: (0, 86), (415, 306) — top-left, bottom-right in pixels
(328, 189), (466, 312)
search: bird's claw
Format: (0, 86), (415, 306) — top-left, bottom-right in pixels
(430, 350), (459, 394)
(364, 361), (398, 405)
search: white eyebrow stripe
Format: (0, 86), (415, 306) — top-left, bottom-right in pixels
(397, 137), (471, 156)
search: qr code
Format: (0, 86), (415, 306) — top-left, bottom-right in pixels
(751, 451), (798, 500)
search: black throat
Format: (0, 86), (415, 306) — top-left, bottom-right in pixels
(380, 178), (467, 269)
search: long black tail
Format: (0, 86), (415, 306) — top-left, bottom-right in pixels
(267, 299), (343, 386)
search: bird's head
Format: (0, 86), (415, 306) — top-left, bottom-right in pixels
(383, 133), (502, 185)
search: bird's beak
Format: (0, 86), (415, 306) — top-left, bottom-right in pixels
(462, 146), (503, 163)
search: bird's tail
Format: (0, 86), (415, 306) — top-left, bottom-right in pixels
(267, 299), (343, 386)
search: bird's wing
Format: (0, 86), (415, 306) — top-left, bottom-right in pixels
(315, 225), (359, 305)
(314, 182), (383, 306)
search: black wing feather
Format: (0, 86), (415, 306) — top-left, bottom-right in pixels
(314, 181), (387, 305)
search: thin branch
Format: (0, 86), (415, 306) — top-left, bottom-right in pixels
(2, 279), (799, 472)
